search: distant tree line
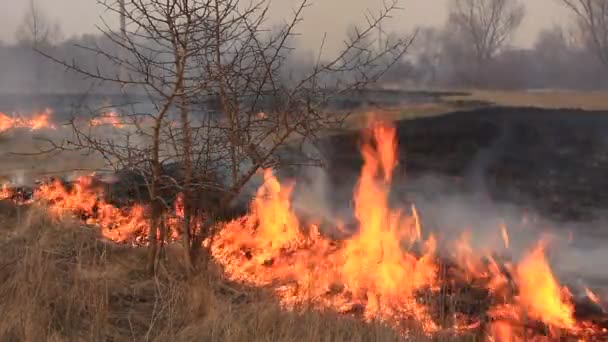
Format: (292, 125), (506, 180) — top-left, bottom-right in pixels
(384, 0), (608, 90)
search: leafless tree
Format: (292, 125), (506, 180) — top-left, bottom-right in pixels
(15, 0), (62, 48)
(560, 0), (608, 68)
(411, 27), (443, 86)
(15, 0), (62, 93)
(43, 0), (415, 274)
(447, 0), (525, 72)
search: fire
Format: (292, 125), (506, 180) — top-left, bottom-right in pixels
(89, 112), (124, 128)
(488, 320), (514, 342)
(2, 116), (607, 339)
(500, 224), (509, 249)
(0, 109), (55, 132)
(208, 118), (608, 338)
(515, 241), (575, 329)
(586, 287), (601, 305)
(209, 120), (439, 333)
(33, 177), (154, 244)
(342, 121), (437, 328)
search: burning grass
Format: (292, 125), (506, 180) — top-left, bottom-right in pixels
(0, 206), (416, 341)
(1, 117), (608, 341)
(0, 109), (55, 133)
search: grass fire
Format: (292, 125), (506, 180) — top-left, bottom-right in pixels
(2, 115), (608, 341)
(3, 0), (608, 341)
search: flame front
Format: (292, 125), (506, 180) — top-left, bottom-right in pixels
(89, 112), (124, 128)
(0, 109), (55, 132)
(33, 177), (153, 244)
(209, 118), (603, 339)
(2, 116), (606, 340)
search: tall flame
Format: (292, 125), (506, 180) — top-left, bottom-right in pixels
(515, 241), (575, 329)
(210, 119), (440, 332)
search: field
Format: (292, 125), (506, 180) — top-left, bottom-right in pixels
(344, 89), (608, 128)
(2, 90), (608, 341)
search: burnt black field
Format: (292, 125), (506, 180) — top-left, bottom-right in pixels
(320, 106), (608, 223)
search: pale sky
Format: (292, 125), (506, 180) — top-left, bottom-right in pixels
(0, 0), (572, 49)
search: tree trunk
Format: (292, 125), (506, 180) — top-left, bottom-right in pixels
(147, 203), (160, 274)
(147, 116), (164, 275)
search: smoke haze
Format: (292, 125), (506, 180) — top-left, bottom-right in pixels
(0, 0), (571, 51)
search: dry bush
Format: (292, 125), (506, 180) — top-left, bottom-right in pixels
(0, 208), (475, 341)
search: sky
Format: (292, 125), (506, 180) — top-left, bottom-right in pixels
(0, 0), (572, 50)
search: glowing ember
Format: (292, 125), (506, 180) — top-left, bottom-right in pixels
(0, 109), (55, 132)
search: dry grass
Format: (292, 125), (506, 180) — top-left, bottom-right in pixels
(448, 89), (608, 111)
(339, 89), (608, 133)
(0, 205), (480, 342)
(342, 103), (457, 130)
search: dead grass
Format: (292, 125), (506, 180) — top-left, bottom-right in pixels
(0, 206), (480, 342)
(339, 89), (608, 133)
(448, 89), (608, 111)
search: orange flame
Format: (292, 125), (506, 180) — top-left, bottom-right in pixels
(89, 112), (124, 128)
(488, 320), (514, 342)
(33, 176), (157, 244)
(0, 109), (55, 132)
(500, 224), (509, 249)
(209, 119), (439, 333)
(208, 117), (604, 337)
(585, 287), (601, 305)
(515, 241), (575, 329)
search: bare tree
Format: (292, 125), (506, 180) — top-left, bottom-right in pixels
(15, 0), (62, 93)
(15, 0), (62, 49)
(447, 0), (525, 71)
(43, 0), (415, 273)
(412, 27), (443, 86)
(560, 0), (608, 68)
